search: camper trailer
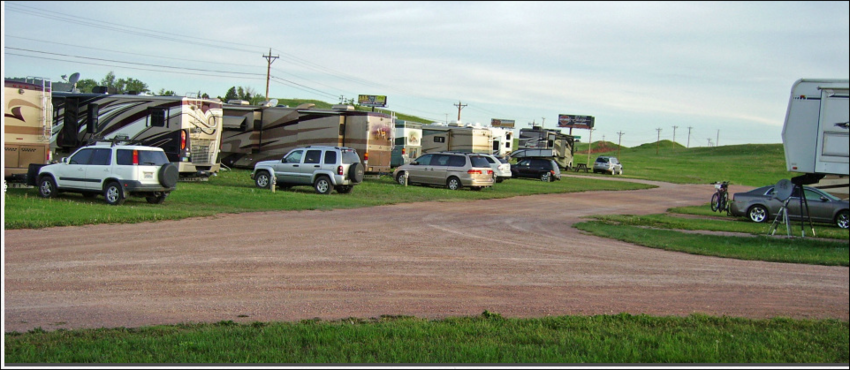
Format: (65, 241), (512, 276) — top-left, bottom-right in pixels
(489, 126), (513, 157)
(50, 92), (224, 179)
(220, 104), (394, 174)
(4, 78), (53, 183)
(782, 79), (849, 180)
(420, 122), (493, 154)
(516, 126), (576, 170)
(392, 119), (423, 167)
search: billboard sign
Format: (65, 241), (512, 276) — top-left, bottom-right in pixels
(558, 114), (594, 129)
(358, 95), (387, 107)
(491, 118), (515, 128)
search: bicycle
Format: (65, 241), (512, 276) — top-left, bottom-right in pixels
(710, 181), (730, 214)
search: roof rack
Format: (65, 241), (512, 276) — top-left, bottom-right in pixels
(95, 135), (145, 147)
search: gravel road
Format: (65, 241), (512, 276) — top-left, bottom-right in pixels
(4, 178), (848, 333)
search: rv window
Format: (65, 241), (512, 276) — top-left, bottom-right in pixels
(434, 137), (446, 143)
(149, 108), (167, 128)
(69, 149), (94, 165)
(87, 104), (99, 134)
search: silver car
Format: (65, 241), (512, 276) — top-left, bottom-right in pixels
(250, 146), (365, 194)
(393, 152), (494, 190)
(729, 185), (849, 228)
(593, 156), (623, 175)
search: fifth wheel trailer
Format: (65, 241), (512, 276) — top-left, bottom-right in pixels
(4, 78), (53, 184)
(782, 79), (849, 184)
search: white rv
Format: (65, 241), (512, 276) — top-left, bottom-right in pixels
(488, 126), (513, 157)
(782, 79), (849, 178)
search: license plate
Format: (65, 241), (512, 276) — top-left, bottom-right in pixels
(144, 172), (154, 179)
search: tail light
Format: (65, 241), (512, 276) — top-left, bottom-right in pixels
(401, 148), (406, 155)
(364, 152), (369, 161)
(467, 169), (483, 175)
(181, 130), (187, 150)
(132, 150), (139, 165)
(338, 165), (344, 175)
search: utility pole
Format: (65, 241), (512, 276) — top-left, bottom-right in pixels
(707, 138), (712, 147)
(586, 128), (595, 167)
(444, 113), (449, 124)
(656, 128), (662, 154)
(263, 48), (279, 102)
(672, 126), (678, 145)
(454, 101), (467, 121)
(616, 131), (624, 159)
(687, 126), (693, 148)
(716, 129), (720, 147)
(541, 117), (546, 127)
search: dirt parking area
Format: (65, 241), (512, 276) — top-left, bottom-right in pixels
(4, 179), (848, 332)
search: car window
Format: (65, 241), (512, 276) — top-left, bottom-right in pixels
(304, 150), (322, 164)
(432, 155), (451, 166)
(91, 149), (112, 165)
(414, 154), (433, 165)
(447, 155), (466, 167)
(69, 148), (94, 165)
(595, 157), (608, 163)
(284, 150), (303, 163)
(323, 150), (338, 165)
(470, 156), (490, 168)
(483, 156), (496, 164)
(341, 150), (360, 164)
(497, 157), (509, 164)
(116, 149), (169, 165)
(531, 159), (549, 168)
(517, 159), (531, 167)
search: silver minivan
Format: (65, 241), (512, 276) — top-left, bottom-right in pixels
(393, 152), (494, 190)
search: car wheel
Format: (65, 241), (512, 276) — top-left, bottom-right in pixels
(747, 205), (768, 223)
(314, 176), (333, 195)
(446, 177), (461, 190)
(396, 172), (408, 185)
(836, 210), (849, 229)
(540, 172), (551, 182)
(146, 192), (168, 204)
(104, 182), (126, 206)
(255, 171), (271, 189)
(38, 176), (58, 198)
(337, 185), (354, 194)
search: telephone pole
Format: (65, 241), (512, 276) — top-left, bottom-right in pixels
(687, 126), (693, 148)
(672, 126), (678, 145)
(454, 101), (467, 121)
(616, 131), (624, 159)
(716, 129), (720, 147)
(656, 128), (662, 154)
(263, 48), (279, 102)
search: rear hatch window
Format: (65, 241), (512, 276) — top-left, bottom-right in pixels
(341, 150), (361, 164)
(117, 149), (170, 165)
(470, 156), (490, 168)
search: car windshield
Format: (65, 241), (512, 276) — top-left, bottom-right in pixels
(595, 157), (608, 163)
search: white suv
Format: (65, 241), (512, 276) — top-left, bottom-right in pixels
(33, 142), (178, 205)
(250, 146), (365, 194)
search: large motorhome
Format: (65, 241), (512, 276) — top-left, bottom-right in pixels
(50, 92), (224, 179)
(4, 78), (53, 183)
(782, 79), (849, 182)
(420, 122), (493, 154)
(515, 126), (576, 170)
(220, 104), (394, 174)
(392, 119), (423, 167)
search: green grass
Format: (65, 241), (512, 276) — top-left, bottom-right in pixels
(3, 169), (653, 229)
(572, 141), (795, 186)
(5, 314), (848, 363)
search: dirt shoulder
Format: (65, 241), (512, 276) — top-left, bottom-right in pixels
(4, 180), (848, 333)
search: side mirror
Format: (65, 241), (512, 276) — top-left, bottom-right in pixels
(61, 157), (68, 164)
(411, 161), (419, 165)
(820, 196), (828, 202)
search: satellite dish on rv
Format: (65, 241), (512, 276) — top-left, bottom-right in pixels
(266, 99), (279, 107)
(68, 72), (80, 85)
(773, 179), (794, 201)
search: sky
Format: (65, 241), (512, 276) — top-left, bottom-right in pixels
(3, 1), (848, 147)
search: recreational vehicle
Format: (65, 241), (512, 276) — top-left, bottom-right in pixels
(420, 122), (493, 154)
(220, 104), (394, 174)
(489, 126), (513, 157)
(782, 79), (849, 181)
(4, 78), (53, 183)
(50, 92), (224, 179)
(515, 126), (576, 170)
(392, 119), (423, 167)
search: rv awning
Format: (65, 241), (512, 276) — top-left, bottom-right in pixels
(223, 115), (247, 129)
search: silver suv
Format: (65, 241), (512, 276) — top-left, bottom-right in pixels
(593, 156), (623, 175)
(393, 152), (494, 190)
(250, 146), (365, 194)
(32, 142), (178, 205)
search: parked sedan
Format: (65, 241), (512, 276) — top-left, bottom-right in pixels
(510, 158), (561, 182)
(729, 185), (849, 228)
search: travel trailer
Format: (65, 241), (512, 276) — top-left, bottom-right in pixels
(49, 91), (224, 179)
(4, 78), (53, 183)
(392, 119), (423, 167)
(420, 122), (493, 154)
(515, 126), (576, 170)
(489, 126), (513, 157)
(782, 79), (849, 182)
(220, 104), (394, 174)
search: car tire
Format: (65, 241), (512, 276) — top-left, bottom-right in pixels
(836, 210), (849, 229)
(336, 185), (354, 194)
(104, 182), (126, 206)
(255, 171), (272, 189)
(495, 177), (504, 183)
(446, 177), (462, 190)
(348, 163), (365, 183)
(158, 163), (179, 188)
(37, 176), (58, 199)
(314, 176), (333, 195)
(540, 172), (551, 182)
(146, 192), (168, 204)
(747, 205), (768, 223)
(396, 172), (408, 185)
